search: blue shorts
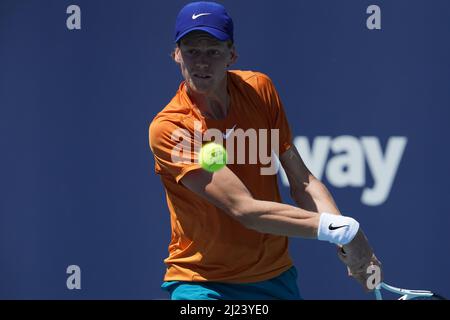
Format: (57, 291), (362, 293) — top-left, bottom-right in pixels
(161, 266), (301, 300)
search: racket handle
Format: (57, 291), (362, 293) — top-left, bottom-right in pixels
(374, 288), (383, 300)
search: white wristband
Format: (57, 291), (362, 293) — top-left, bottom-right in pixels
(317, 212), (360, 245)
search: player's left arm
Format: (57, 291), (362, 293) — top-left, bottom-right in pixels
(280, 145), (383, 290)
(279, 145), (341, 215)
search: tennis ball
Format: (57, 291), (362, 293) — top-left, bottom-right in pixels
(199, 142), (228, 172)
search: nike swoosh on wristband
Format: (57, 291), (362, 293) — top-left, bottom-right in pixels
(223, 124), (237, 139)
(192, 13), (211, 19)
(328, 223), (349, 231)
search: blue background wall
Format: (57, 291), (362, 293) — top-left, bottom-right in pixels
(1, 0), (449, 299)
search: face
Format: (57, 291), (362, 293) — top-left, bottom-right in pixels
(174, 31), (236, 95)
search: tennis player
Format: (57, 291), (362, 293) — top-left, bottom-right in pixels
(149, 1), (382, 300)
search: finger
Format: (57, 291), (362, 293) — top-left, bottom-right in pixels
(336, 246), (348, 263)
(353, 272), (371, 292)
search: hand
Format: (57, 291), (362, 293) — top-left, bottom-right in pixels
(337, 229), (383, 291)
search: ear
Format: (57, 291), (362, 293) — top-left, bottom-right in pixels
(227, 46), (238, 67)
(173, 47), (182, 64)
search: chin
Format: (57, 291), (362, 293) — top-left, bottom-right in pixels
(189, 81), (215, 95)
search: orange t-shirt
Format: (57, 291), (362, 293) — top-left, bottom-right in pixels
(149, 70), (294, 283)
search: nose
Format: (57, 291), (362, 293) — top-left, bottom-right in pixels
(195, 53), (209, 69)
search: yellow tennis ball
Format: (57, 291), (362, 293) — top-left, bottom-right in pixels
(199, 142), (228, 172)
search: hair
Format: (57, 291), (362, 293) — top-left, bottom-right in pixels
(170, 39), (234, 60)
(175, 39), (233, 48)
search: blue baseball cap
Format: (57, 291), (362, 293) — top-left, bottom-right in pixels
(174, 1), (234, 43)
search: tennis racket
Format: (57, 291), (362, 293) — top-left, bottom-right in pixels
(374, 282), (446, 300)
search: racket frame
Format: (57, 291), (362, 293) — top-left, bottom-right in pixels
(374, 282), (434, 300)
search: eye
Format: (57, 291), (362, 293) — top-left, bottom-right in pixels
(209, 50), (221, 56)
(187, 49), (198, 55)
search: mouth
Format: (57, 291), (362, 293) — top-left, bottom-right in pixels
(193, 73), (212, 80)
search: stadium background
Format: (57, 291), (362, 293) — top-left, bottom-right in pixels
(1, 0), (449, 299)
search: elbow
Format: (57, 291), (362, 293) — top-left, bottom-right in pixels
(228, 198), (257, 229)
(289, 176), (322, 203)
(235, 213), (256, 230)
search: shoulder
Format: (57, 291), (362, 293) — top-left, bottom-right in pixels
(149, 117), (177, 153)
(229, 70), (274, 88)
(149, 94), (193, 151)
(229, 70), (279, 99)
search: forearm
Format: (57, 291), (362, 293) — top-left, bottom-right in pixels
(236, 199), (320, 238)
(291, 177), (341, 215)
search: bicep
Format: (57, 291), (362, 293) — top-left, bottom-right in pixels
(180, 166), (254, 217)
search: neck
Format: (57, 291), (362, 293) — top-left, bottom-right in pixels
(186, 76), (229, 120)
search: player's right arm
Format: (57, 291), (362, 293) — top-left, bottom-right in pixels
(181, 166), (382, 289)
(181, 166), (321, 238)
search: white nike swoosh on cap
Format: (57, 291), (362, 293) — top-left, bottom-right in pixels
(223, 124), (237, 139)
(192, 13), (212, 19)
